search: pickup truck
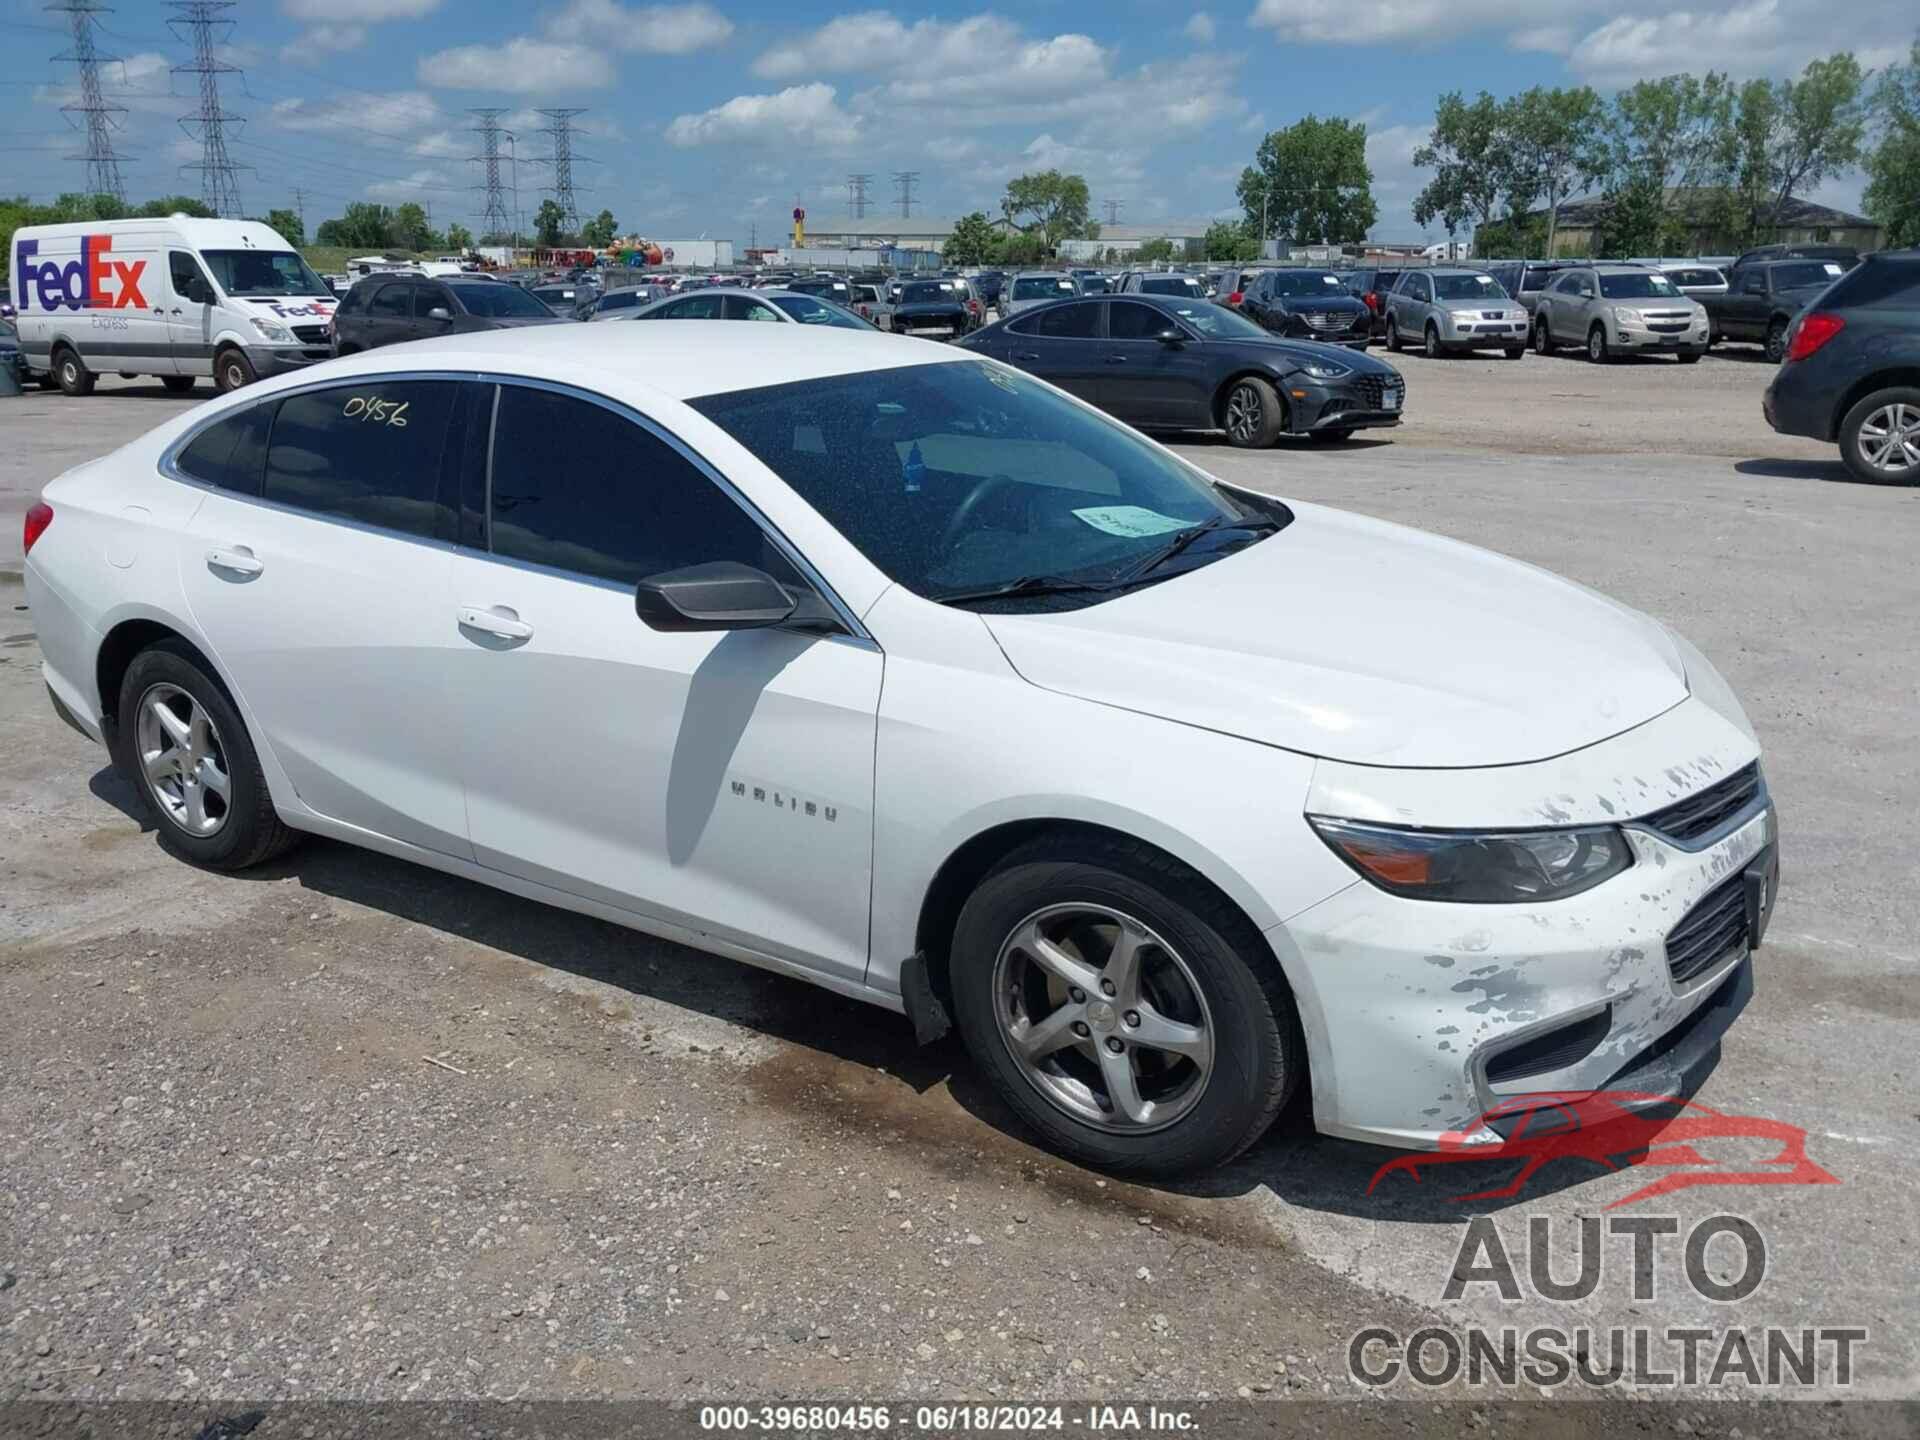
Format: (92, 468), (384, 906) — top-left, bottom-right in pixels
(1703, 258), (1847, 363)
(851, 283), (895, 331)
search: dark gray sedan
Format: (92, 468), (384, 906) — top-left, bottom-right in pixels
(959, 293), (1405, 448)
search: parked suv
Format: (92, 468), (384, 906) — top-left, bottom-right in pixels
(1384, 269), (1528, 358)
(1531, 265), (1708, 363)
(1763, 249), (1920, 484)
(1237, 268), (1371, 348)
(333, 273), (564, 354)
(1484, 260), (1577, 338)
(1117, 272), (1207, 299)
(1657, 263), (1727, 299)
(1342, 266), (1405, 338)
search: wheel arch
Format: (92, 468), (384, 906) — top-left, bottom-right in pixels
(1209, 368), (1290, 430)
(95, 615), (230, 745)
(1830, 368), (1920, 441)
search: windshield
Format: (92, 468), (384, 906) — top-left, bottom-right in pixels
(532, 288), (574, 306)
(1267, 271), (1346, 297)
(1771, 262), (1842, 290)
(1597, 272), (1681, 299)
(1013, 276), (1077, 299)
(1164, 301), (1267, 339)
(1141, 276), (1204, 297)
(691, 360), (1272, 607)
(901, 282), (957, 304)
(791, 279), (849, 299)
(771, 294), (868, 328)
(201, 249), (330, 298)
(1078, 275), (1110, 294)
(1433, 273), (1508, 300)
(448, 282), (554, 317)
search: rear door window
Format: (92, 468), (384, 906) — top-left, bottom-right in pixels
(263, 381), (460, 540)
(1108, 302), (1171, 341)
(1036, 302), (1100, 339)
(1822, 259), (1920, 308)
(175, 402), (273, 496)
(368, 282), (411, 318)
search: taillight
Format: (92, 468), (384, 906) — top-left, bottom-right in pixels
(1363, 291), (1380, 312)
(968, 298), (981, 315)
(1226, 291), (1244, 306)
(1785, 311), (1844, 362)
(24, 501), (53, 556)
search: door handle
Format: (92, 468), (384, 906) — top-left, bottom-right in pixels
(1104, 354), (1127, 364)
(170, 308), (183, 317)
(1014, 350), (1041, 361)
(205, 546), (263, 577)
(457, 605), (533, 641)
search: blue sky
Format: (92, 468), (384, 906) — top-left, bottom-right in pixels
(3, 0), (1902, 245)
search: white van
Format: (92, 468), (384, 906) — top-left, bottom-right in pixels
(12, 215), (337, 395)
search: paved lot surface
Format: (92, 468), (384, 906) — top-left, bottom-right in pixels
(2, 357), (1916, 1410)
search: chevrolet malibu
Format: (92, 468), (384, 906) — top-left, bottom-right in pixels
(23, 326), (1777, 1176)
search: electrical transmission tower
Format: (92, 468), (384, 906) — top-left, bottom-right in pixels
(47, 0), (127, 204)
(468, 108), (512, 243)
(891, 170), (920, 219)
(1104, 199), (1123, 225)
(535, 108), (587, 233)
(847, 172), (871, 219)
(167, 0), (249, 217)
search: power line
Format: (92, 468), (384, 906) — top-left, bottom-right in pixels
(468, 107), (511, 243)
(891, 169), (919, 220)
(166, 0), (248, 217)
(46, 0), (127, 203)
(847, 171), (871, 219)
(535, 107), (586, 234)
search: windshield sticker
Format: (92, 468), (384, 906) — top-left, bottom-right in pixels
(1823, 263), (1844, 276)
(982, 364), (1021, 395)
(1072, 505), (1192, 539)
(342, 395), (410, 427)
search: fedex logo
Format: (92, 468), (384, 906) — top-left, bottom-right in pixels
(15, 234), (148, 313)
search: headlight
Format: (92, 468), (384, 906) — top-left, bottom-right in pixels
(249, 317), (293, 342)
(1611, 307), (1639, 325)
(1298, 357), (1352, 379)
(1307, 816), (1632, 903)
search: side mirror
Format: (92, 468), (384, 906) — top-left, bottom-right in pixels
(634, 561), (797, 632)
(427, 306), (451, 322)
(1155, 327), (1185, 346)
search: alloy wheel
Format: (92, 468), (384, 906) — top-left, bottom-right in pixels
(1857, 402), (1920, 477)
(135, 682), (232, 837)
(992, 903), (1215, 1134)
(1225, 384), (1261, 444)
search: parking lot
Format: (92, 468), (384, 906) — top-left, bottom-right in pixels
(3, 349), (1917, 1411)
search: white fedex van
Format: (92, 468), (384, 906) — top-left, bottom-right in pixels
(12, 216), (337, 395)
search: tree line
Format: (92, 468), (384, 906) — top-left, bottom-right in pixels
(1414, 43), (1920, 256)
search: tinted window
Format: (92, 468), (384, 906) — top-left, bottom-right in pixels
(1597, 271), (1680, 299)
(450, 282), (555, 317)
(1521, 269), (1555, 293)
(263, 381), (458, 539)
(659, 294), (725, 319)
(771, 294), (868, 328)
(487, 386), (781, 588)
(1823, 258), (1920, 308)
(368, 282), (411, 318)
(1266, 271), (1345, 297)
(169, 251), (211, 303)
(1769, 261), (1844, 290)
(736, 298), (784, 322)
(1433, 273), (1507, 300)
(1109, 302), (1172, 340)
(1036, 302), (1100, 338)
(200, 249), (330, 298)
(414, 285), (452, 319)
(176, 402), (273, 496)
(1140, 276), (1203, 297)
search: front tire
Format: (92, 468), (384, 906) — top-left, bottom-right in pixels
(1587, 325), (1611, 363)
(214, 346), (256, 394)
(1533, 316), (1554, 355)
(1423, 324), (1441, 359)
(1839, 387), (1920, 485)
(948, 835), (1301, 1177)
(53, 345), (94, 395)
(1221, 377), (1285, 449)
(113, 640), (300, 870)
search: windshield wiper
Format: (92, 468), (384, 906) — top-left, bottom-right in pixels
(929, 574), (1116, 606)
(1121, 515), (1279, 583)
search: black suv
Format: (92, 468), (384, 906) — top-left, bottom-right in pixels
(1342, 266), (1405, 337)
(1236, 268), (1371, 348)
(333, 273), (564, 354)
(1763, 250), (1920, 484)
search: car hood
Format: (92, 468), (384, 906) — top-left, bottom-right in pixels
(1199, 336), (1400, 375)
(981, 500), (1687, 768)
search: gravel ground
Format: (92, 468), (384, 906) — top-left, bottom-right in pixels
(2, 357), (1916, 1416)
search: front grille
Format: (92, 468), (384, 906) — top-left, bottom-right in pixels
(1302, 311), (1358, 332)
(1637, 763), (1762, 843)
(292, 324), (329, 344)
(1484, 1007), (1612, 1084)
(1349, 375), (1403, 411)
(1649, 322), (1690, 334)
(1665, 874), (1749, 984)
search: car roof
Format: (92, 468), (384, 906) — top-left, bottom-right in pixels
(1425, 266), (1495, 276)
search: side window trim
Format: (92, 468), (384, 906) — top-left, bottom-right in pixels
(474, 373), (873, 644)
(156, 372), (467, 550)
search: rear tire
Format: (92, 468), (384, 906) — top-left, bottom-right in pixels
(161, 374), (196, 393)
(1221, 376), (1285, 449)
(947, 833), (1301, 1177)
(1764, 319), (1789, 365)
(53, 345), (94, 395)
(113, 639), (301, 871)
(214, 346), (255, 394)
(1385, 317), (1402, 353)
(1838, 386), (1920, 486)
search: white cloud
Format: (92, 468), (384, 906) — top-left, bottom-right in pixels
(541, 0), (734, 54)
(1184, 13), (1216, 44)
(364, 167), (453, 202)
(35, 51), (175, 116)
(752, 11), (1026, 79)
(283, 0), (438, 19)
(282, 23), (366, 57)
(1364, 121), (1436, 238)
(1564, 0), (1914, 83)
(1510, 23), (1574, 53)
(666, 82), (862, 148)
(269, 91), (464, 158)
(418, 38), (615, 92)
(1250, 0), (1536, 44)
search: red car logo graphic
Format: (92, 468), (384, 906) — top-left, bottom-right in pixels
(1367, 1091), (1840, 1208)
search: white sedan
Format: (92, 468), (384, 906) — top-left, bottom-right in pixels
(22, 326), (1777, 1174)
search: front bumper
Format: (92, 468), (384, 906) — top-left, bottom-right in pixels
(245, 343), (334, 377)
(1283, 317), (1372, 349)
(1274, 700), (1771, 1150)
(1607, 322), (1708, 354)
(1440, 318), (1528, 350)
(1289, 374), (1406, 433)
